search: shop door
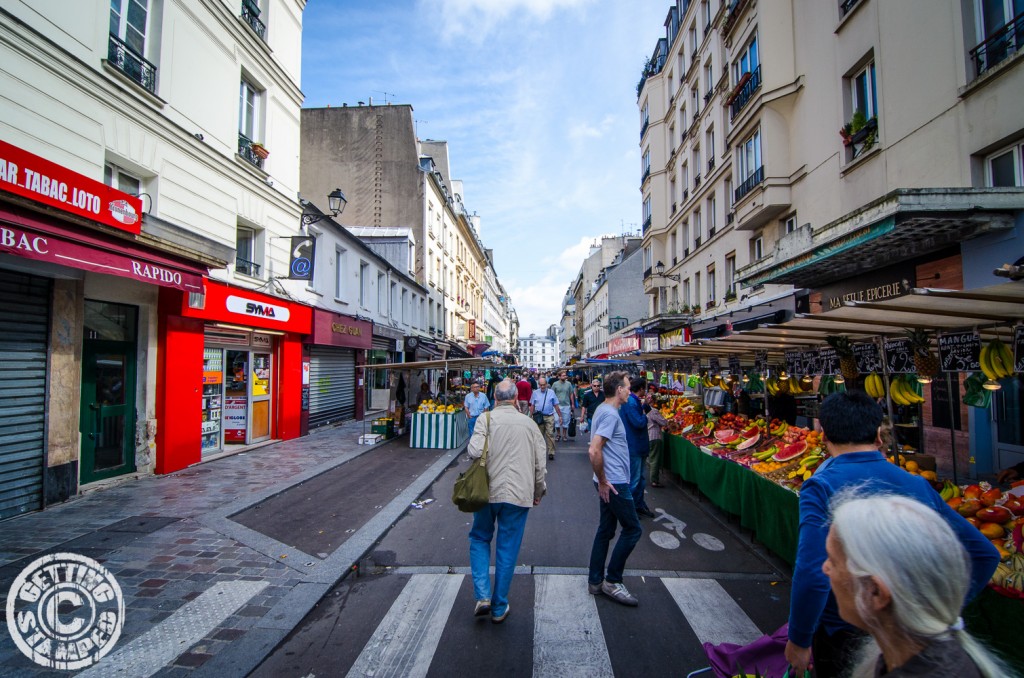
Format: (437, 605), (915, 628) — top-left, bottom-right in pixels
(309, 347), (355, 427)
(994, 376), (1024, 471)
(80, 341), (137, 483)
(224, 349), (250, 445)
(0, 270), (49, 519)
(251, 351), (272, 442)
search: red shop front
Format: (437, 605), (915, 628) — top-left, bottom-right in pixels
(156, 280), (311, 474)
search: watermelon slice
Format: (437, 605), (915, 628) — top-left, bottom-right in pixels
(773, 440), (808, 462)
(701, 422), (714, 437)
(718, 433), (741, 445)
(736, 433), (760, 450)
(741, 425), (760, 438)
(714, 429), (735, 442)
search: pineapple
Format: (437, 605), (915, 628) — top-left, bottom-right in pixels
(826, 335), (860, 381)
(906, 329), (938, 378)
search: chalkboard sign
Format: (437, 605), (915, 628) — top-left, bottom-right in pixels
(1015, 326), (1024, 373)
(754, 351), (768, 374)
(786, 350), (802, 376)
(819, 347), (839, 375)
(802, 350), (822, 376)
(854, 342), (883, 373)
(728, 355), (741, 375)
(938, 331), (981, 373)
(709, 357), (721, 374)
(884, 338), (915, 374)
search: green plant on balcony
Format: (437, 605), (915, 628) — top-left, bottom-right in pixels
(250, 141), (270, 159)
(691, 302), (702, 314)
(724, 290), (737, 302)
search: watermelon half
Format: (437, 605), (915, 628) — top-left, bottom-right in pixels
(741, 425), (760, 438)
(736, 433), (760, 450)
(773, 441), (808, 462)
(714, 429), (735, 442)
(701, 422), (714, 437)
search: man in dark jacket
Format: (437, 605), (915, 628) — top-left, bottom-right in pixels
(619, 377), (654, 518)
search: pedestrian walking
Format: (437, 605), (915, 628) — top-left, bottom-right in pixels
(516, 374), (532, 414)
(463, 381), (490, 437)
(529, 377), (561, 460)
(528, 373), (538, 390)
(783, 391), (1000, 678)
(646, 399), (669, 488)
(551, 371), (576, 443)
(587, 370), (642, 606)
(620, 377), (654, 518)
(467, 379), (547, 624)
(825, 492), (1010, 678)
(579, 378), (603, 436)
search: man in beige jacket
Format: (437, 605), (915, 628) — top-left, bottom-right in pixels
(467, 379), (547, 624)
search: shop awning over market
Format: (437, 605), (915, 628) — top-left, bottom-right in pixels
(362, 357), (498, 372)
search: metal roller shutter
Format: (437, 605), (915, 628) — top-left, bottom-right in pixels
(308, 347), (355, 428)
(0, 269), (50, 520)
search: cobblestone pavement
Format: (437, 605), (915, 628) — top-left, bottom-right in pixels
(0, 419), (462, 677)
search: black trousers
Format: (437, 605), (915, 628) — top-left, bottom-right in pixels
(812, 625), (867, 678)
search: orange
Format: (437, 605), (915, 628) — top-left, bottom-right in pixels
(904, 461), (919, 473)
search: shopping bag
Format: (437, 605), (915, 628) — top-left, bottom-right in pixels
(568, 416), (577, 438)
(452, 412), (490, 513)
(703, 624), (793, 678)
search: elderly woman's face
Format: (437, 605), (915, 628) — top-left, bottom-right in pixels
(823, 528), (866, 631)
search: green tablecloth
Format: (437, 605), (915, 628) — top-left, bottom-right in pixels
(664, 434), (800, 564)
(663, 433), (1023, 672)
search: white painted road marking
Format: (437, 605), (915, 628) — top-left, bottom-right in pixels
(662, 577), (763, 646)
(533, 574), (613, 678)
(77, 579), (268, 678)
(649, 530), (681, 549)
(346, 573), (463, 678)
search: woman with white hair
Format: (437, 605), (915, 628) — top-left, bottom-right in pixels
(824, 493), (1013, 677)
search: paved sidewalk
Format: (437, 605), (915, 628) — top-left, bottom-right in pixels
(0, 420), (463, 677)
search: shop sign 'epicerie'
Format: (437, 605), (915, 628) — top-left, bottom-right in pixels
(0, 139), (143, 235)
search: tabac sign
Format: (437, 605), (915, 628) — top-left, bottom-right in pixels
(0, 139), (142, 235)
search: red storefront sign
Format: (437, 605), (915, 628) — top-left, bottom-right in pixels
(0, 206), (205, 291)
(182, 279), (312, 333)
(308, 308), (372, 349)
(608, 335), (641, 354)
(0, 139), (143, 235)
(468, 319), (476, 340)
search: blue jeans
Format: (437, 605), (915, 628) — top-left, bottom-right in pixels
(469, 502), (530, 615)
(630, 455), (649, 510)
(467, 415), (479, 437)
(588, 482), (642, 585)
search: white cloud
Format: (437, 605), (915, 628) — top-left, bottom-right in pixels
(431, 0), (596, 40)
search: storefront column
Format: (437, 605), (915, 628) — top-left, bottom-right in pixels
(355, 350), (366, 421)
(278, 333), (304, 440)
(156, 288), (204, 474)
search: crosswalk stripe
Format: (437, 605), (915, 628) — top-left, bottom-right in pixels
(662, 577), (763, 647)
(532, 574), (613, 678)
(346, 573), (463, 678)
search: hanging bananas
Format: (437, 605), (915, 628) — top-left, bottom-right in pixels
(980, 338), (1015, 381)
(888, 374), (925, 406)
(864, 372), (885, 399)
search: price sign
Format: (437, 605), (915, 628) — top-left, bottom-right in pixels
(1015, 326), (1024, 374)
(854, 342), (882, 373)
(728, 355), (741, 375)
(801, 350), (821, 376)
(754, 351), (768, 374)
(818, 347), (839, 375)
(884, 338), (915, 374)
(785, 350), (801, 376)
(938, 331), (981, 373)
(709, 357), (721, 374)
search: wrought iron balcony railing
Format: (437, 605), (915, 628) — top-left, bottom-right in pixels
(734, 165), (764, 202)
(729, 65), (761, 119)
(241, 1), (267, 41)
(640, 118), (650, 140)
(969, 12), (1024, 79)
(237, 133), (265, 170)
(107, 34), (157, 94)
(235, 256), (262, 277)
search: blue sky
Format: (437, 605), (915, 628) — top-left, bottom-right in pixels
(301, 0), (667, 336)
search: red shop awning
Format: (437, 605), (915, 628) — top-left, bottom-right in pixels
(0, 204), (207, 292)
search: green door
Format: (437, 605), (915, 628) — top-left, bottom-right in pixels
(80, 340), (137, 483)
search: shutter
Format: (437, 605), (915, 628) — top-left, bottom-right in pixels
(372, 336), (395, 352)
(0, 270), (50, 520)
(308, 347), (355, 427)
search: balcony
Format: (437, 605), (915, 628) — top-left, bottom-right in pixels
(671, 202), (677, 215)
(643, 216), (653, 234)
(107, 34), (157, 94)
(235, 256), (261, 278)
(707, 156), (715, 172)
(682, 188), (689, 203)
(734, 165), (764, 202)
(237, 133), (265, 170)
(839, 0), (862, 17)
(684, 247), (690, 257)
(969, 12), (1024, 79)
(703, 89), (713, 105)
(241, 0), (267, 41)
(728, 65), (761, 120)
(641, 167), (651, 184)
(709, 225), (716, 237)
(643, 267), (653, 279)
(640, 118), (650, 140)
(727, 211), (735, 224)
(694, 236), (702, 248)
(694, 174), (702, 189)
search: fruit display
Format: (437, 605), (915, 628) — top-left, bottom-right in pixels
(765, 376), (815, 396)
(946, 482), (1024, 598)
(416, 400), (459, 414)
(980, 338), (1015, 382)
(864, 372), (886, 399)
(887, 374), (925, 406)
(826, 335), (860, 381)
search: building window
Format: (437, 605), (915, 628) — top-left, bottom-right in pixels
(238, 77), (265, 168)
(235, 225), (262, 278)
(970, 0), (1024, 77)
(783, 214), (798, 234)
(852, 61), (878, 120)
(334, 248), (346, 299)
(683, 278), (691, 306)
(751, 234), (764, 261)
(735, 128), (763, 201)
(694, 209), (702, 244)
(108, 0), (157, 93)
(694, 271), (701, 305)
(733, 34), (760, 85)
(378, 273), (386, 313)
(725, 253), (737, 297)
(642, 149), (651, 182)
(240, 0), (267, 41)
(359, 262), (370, 307)
(642, 196), (652, 231)
(706, 127), (715, 168)
(987, 141), (1023, 186)
(401, 289), (408, 324)
(708, 196), (717, 235)
(707, 265), (716, 303)
(104, 163), (141, 196)
(704, 61), (714, 99)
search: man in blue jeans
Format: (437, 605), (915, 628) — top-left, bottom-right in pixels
(587, 370), (641, 606)
(620, 376), (655, 518)
(463, 380), (490, 437)
(467, 379), (547, 623)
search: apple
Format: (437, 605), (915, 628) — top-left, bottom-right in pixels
(963, 485), (983, 501)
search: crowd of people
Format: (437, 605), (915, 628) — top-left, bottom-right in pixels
(457, 370), (1014, 677)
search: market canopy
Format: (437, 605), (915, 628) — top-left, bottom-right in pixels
(362, 357), (499, 372)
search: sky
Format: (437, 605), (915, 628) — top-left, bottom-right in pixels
(301, 0), (668, 336)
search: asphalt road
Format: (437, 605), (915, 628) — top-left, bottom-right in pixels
(250, 438), (792, 677)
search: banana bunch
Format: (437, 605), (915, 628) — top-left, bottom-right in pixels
(864, 372), (885, 399)
(768, 420), (789, 436)
(980, 338), (1015, 381)
(992, 553), (1024, 591)
(787, 451), (826, 480)
(765, 376), (780, 396)
(889, 374), (925, 406)
(752, 444), (779, 461)
(938, 479), (962, 501)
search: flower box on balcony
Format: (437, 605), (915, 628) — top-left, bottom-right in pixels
(724, 72), (752, 106)
(251, 143), (270, 159)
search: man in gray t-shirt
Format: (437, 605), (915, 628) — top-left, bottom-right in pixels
(587, 371), (642, 607)
(550, 371), (576, 443)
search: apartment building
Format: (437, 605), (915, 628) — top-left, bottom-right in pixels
(0, 0), (307, 514)
(520, 333), (560, 370)
(567, 234), (643, 352)
(581, 242), (645, 358)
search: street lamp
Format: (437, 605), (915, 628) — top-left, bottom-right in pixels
(653, 261), (680, 282)
(301, 188), (348, 226)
